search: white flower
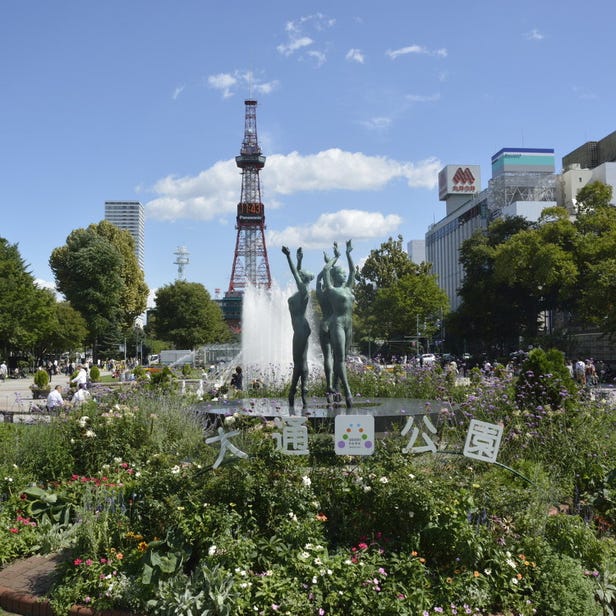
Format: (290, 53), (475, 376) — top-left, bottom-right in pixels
(170, 465), (181, 474)
(408, 473), (416, 479)
(363, 485), (372, 492)
(314, 557), (322, 565)
(113, 457), (122, 464)
(511, 577), (519, 585)
(302, 476), (311, 487)
(208, 545), (217, 556)
(85, 429), (96, 438)
(288, 511), (298, 522)
(379, 476), (389, 484)
(299, 552), (310, 560)
(224, 415), (236, 426)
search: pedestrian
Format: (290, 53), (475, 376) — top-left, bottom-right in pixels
(71, 382), (92, 407)
(70, 364), (88, 388)
(230, 366), (243, 390)
(46, 385), (65, 413)
(0, 361), (7, 382)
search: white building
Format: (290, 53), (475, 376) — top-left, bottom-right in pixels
(104, 201), (145, 269)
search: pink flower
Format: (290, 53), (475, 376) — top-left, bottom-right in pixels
(85, 559), (93, 566)
(73, 558), (82, 566)
(9, 527), (19, 534)
(358, 542), (368, 550)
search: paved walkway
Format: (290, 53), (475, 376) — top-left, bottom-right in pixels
(0, 554), (131, 615)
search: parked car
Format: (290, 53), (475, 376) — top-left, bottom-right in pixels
(420, 353), (437, 365)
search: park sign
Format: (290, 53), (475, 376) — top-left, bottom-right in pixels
(207, 413), (504, 466)
(438, 164), (481, 200)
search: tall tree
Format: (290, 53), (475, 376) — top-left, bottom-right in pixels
(0, 238), (55, 356)
(151, 281), (230, 349)
(354, 236), (448, 354)
(49, 221), (148, 356)
(447, 216), (533, 355)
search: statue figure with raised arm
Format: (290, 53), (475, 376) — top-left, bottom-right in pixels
(321, 240), (355, 408)
(282, 246), (314, 409)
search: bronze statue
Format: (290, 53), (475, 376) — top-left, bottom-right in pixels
(320, 240), (355, 408)
(282, 246), (314, 409)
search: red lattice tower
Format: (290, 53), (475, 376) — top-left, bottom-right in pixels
(227, 99), (272, 298)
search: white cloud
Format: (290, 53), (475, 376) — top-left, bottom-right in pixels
(208, 71), (278, 99)
(145, 149), (441, 222)
(277, 35), (313, 56)
(172, 85), (185, 100)
(268, 210), (403, 249)
(35, 278), (58, 295)
(277, 13), (334, 63)
(406, 93), (441, 103)
(525, 28), (544, 41)
(208, 73), (237, 98)
(307, 50), (327, 67)
(346, 48), (365, 63)
(360, 116), (392, 131)
(386, 44), (447, 59)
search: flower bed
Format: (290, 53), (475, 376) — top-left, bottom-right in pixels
(1, 353), (616, 615)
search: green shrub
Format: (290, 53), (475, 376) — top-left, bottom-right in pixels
(181, 363), (192, 377)
(533, 552), (599, 615)
(89, 365), (100, 382)
(33, 368), (50, 389)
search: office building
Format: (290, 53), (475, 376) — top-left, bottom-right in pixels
(425, 149), (557, 310)
(104, 201), (145, 269)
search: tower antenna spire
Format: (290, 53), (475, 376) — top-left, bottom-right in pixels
(222, 98), (272, 330)
(173, 246), (190, 280)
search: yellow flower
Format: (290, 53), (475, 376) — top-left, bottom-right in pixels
(473, 571), (480, 577)
(137, 541), (148, 552)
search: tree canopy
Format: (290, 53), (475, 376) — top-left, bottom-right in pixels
(354, 236), (449, 355)
(449, 182), (616, 355)
(49, 221), (148, 355)
(150, 280), (230, 349)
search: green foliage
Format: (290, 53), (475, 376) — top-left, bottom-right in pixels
(33, 368), (50, 388)
(532, 551), (600, 616)
(88, 365), (100, 382)
(152, 280), (231, 348)
(181, 363), (192, 377)
(515, 347), (577, 411)
(49, 220), (149, 355)
(354, 235), (448, 348)
(2, 369), (616, 614)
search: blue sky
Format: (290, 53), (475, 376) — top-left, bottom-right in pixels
(2, 1), (615, 304)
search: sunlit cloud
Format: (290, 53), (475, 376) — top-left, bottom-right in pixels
(406, 93), (441, 103)
(268, 210), (403, 249)
(208, 70), (278, 99)
(360, 116), (392, 131)
(145, 149), (441, 222)
(346, 48), (365, 63)
(386, 44), (447, 59)
(172, 85), (185, 100)
(525, 28), (544, 41)
(277, 13), (335, 64)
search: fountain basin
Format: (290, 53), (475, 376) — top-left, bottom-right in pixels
(192, 397), (454, 433)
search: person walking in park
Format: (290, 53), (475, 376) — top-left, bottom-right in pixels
(282, 245), (314, 410)
(321, 240), (355, 408)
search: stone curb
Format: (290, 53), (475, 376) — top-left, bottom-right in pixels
(0, 583), (132, 616)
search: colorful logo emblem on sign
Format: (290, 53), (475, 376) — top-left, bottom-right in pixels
(334, 415), (375, 456)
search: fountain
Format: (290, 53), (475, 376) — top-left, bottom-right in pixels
(193, 241), (451, 432)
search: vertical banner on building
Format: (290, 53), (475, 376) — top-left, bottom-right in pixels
(334, 415), (375, 456)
